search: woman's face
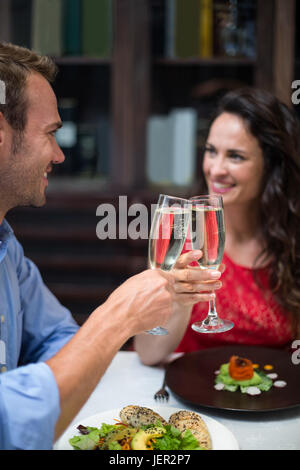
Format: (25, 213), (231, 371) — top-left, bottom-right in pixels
(203, 112), (265, 208)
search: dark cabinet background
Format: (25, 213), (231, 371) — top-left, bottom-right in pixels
(0, 0), (298, 327)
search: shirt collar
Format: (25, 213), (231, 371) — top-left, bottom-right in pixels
(0, 219), (14, 243)
(0, 220), (14, 263)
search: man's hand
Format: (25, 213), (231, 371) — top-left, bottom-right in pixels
(167, 250), (225, 307)
(106, 269), (173, 335)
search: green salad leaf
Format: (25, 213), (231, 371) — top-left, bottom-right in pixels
(69, 420), (205, 450)
(69, 422), (120, 450)
(179, 429), (206, 450)
(143, 423), (204, 451)
(108, 441), (122, 450)
(69, 428), (101, 450)
(215, 363), (273, 393)
(98, 422), (117, 437)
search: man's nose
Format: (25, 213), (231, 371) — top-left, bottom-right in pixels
(53, 143), (65, 164)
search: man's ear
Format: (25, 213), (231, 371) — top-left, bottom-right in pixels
(0, 112), (6, 146)
(0, 112), (10, 148)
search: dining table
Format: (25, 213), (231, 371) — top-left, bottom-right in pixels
(55, 350), (300, 451)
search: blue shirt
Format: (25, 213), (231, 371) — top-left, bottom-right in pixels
(0, 219), (79, 449)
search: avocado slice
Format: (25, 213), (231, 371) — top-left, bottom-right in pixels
(131, 426), (166, 450)
(102, 426), (137, 449)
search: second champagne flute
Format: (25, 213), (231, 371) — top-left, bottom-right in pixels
(147, 194), (191, 335)
(190, 195), (234, 333)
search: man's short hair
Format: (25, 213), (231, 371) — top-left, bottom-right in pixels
(0, 42), (57, 135)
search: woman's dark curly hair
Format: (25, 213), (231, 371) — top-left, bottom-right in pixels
(198, 87), (300, 318)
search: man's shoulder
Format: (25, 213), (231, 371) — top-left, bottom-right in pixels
(2, 219), (25, 264)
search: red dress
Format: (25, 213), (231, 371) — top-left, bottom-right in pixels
(175, 253), (294, 353)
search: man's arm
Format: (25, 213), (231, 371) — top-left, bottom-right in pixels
(46, 269), (172, 440)
(13, 237), (79, 365)
(0, 267), (171, 449)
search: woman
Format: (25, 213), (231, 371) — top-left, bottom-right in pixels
(135, 87), (300, 365)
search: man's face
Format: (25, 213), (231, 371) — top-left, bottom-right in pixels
(0, 73), (64, 211)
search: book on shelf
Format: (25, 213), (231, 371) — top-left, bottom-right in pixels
(146, 115), (172, 186)
(11, 0), (32, 49)
(146, 109), (197, 187)
(175, 0), (201, 58)
(26, 0), (113, 59)
(199, 0), (213, 58)
(165, 0), (176, 58)
(169, 108), (197, 186)
(151, 0), (166, 57)
(31, 0), (62, 56)
(82, 0), (112, 58)
(164, 0), (214, 59)
(62, 0), (81, 56)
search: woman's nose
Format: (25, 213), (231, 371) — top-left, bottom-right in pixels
(210, 156), (228, 177)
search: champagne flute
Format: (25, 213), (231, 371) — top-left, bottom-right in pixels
(190, 195), (234, 333)
(147, 194), (191, 335)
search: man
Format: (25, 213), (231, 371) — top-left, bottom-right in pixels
(0, 42), (221, 449)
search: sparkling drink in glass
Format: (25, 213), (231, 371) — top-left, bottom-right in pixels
(147, 194), (191, 335)
(190, 195), (234, 333)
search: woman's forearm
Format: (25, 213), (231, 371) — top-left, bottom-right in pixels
(134, 304), (193, 366)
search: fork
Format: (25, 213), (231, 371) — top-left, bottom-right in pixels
(154, 375), (169, 401)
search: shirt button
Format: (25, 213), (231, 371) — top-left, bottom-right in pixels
(1, 366), (7, 373)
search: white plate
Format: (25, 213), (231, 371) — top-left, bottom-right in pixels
(54, 406), (239, 450)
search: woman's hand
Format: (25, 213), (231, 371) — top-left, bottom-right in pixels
(134, 250), (225, 366)
(168, 250), (225, 307)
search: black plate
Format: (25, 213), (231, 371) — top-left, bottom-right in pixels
(165, 345), (300, 412)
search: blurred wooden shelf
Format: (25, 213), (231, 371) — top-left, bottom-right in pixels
(53, 56), (111, 66)
(154, 57), (256, 66)
(30, 254), (146, 273)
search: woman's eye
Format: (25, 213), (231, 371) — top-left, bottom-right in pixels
(204, 146), (216, 156)
(229, 153), (245, 161)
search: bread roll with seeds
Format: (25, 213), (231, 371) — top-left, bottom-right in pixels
(119, 405), (167, 427)
(168, 410), (212, 450)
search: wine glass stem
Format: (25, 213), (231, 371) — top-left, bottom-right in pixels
(208, 293), (218, 319)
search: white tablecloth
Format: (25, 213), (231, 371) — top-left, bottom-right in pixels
(60, 351), (300, 450)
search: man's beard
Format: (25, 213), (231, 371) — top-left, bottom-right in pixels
(2, 132), (47, 211)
